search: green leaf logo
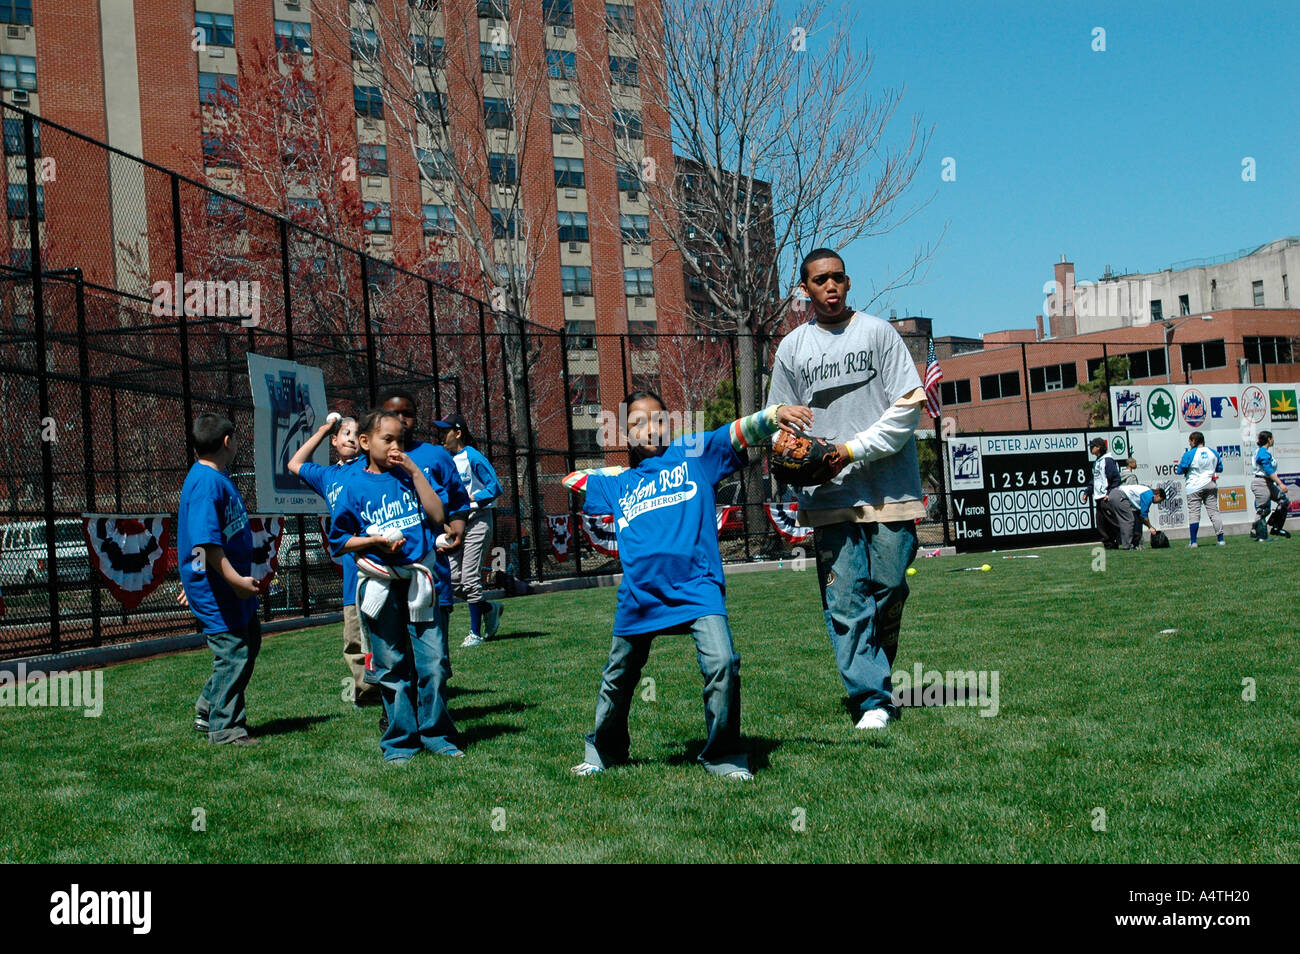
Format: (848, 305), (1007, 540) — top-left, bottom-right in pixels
(1147, 389), (1175, 430)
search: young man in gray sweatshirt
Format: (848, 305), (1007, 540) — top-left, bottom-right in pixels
(767, 249), (926, 730)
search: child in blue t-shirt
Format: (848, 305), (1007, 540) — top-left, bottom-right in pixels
(287, 414), (380, 708)
(1251, 431), (1291, 541)
(178, 413), (262, 746)
(563, 389), (813, 780)
(329, 409), (461, 763)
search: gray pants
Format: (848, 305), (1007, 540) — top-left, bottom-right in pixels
(1187, 486), (1222, 535)
(449, 509), (493, 604)
(1110, 489), (1137, 547)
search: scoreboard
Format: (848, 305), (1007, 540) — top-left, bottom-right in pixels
(945, 430), (1129, 552)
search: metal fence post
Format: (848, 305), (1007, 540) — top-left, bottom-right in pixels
(498, 326), (524, 580)
(1020, 341), (1033, 430)
(727, 333), (753, 561)
(934, 432), (951, 547)
(516, 317), (545, 580)
(360, 255), (378, 406)
(280, 219), (294, 361)
(558, 326), (581, 576)
(426, 281), (442, 420)
(477, 301), (493, 439)
(170, 174), (196, 465)
(73, 270), (104, 646)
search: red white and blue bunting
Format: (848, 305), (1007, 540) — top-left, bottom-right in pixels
(247, 515), (285, 592)
(763, 503), (814, 544)
(82, 514), (172, 610)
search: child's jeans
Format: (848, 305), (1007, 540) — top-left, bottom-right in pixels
(196, 618), (262, 743)
(365, 580), (459, 760)
(583, 615), (748, 775)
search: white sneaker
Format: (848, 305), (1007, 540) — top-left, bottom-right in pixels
(460, 633), (486, 648)
(571, 761), (604, 776)
(723, 769), (755, 781)
(1188, 542), (1198, 549)
(855, 708), (892, 730)
(1216, 540), (1226, 546)
(485, 601), (504, 638)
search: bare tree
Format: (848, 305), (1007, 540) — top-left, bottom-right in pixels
(580, 0), (936, 421)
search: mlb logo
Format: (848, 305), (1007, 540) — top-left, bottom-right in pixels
(1115, 390), (1142, 426)
(1210, 396), (1238, 420)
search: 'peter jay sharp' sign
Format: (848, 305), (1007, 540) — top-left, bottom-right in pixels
(945, 430), (1128, 553)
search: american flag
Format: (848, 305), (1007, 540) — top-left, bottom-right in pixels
(923, 339), (943, 419)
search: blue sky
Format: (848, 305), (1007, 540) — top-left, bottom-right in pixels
(811, 1), (1300, 339)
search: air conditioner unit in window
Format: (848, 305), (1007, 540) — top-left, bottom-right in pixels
(570, 294), (583, 304)
(627, 191), (639, 201)
(368, 176), (383, 188)
(553, 26), (567, 37)
(7, 25), (24, 39)
(10, 90), (29, 104)
(362, 118), (377, 130)
(568, 242), (580, 252)
(586, 404), (602, 415)
(285, 0), (301, 8)
(560, 136), (574, 144)
(634, 297), (646, 306)
(209, 48), (226, 58)
(564, 188), (577, 198)
(630, 244), (643, 255)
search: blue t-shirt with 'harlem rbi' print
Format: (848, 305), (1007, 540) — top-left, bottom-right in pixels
(583, 426), (743, 636)
(178, 462), (257, 636)
(297, 458), (361, 607)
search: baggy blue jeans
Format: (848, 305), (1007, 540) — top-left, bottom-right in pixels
(813, 520), (918, 719)
(196, 617), (261, 743)
(583, 615), (748, 774)
(364, 579), (460, 761)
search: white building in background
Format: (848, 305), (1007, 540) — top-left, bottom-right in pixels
(1043, 237), (1299, 337)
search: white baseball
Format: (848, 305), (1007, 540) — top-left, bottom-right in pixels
(435, 533), (449, 550)
(326, 411), (342, 425)
(384, 528), (405, 546)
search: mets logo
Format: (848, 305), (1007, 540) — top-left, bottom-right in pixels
(1180, 389), (1207, 427)
(1241, 387), (1267, 423)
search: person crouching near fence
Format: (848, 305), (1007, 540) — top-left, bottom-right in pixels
(328, 409), (464, 763)
(286, 414), (383, 711)
(179, 413), (262, 746)
(436, 413), (506, 648)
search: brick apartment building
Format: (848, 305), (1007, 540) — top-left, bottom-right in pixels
(1, 0), (685, 452)
(925, 242), (1300, 432)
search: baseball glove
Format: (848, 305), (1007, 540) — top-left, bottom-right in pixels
(770, 431), (848, 486)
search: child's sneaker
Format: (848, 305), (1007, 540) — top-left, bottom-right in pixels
(194, 716), (209, 733)
(461, 632), (486, 648)
(1188, 542), (1198, 548)
(855, 708), (893, 730)
(485, 601), (504, 638)
(1217, 539), (1227, 546)
(723, 769), (755, 781)
(571, 761), (604, 776)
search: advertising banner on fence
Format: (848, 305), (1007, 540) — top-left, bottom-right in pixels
(1110, 382), (1300, 528)
(945, 430), (1126, 552)
(247, 354), (330, 514)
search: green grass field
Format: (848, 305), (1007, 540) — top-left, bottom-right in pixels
(2, 541), (1297, 863)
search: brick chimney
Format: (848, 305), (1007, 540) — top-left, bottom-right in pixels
(1050, 255), (1076, 337)
(1035, 314), (1045, 340)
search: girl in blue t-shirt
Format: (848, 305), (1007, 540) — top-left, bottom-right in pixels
(329, 409), (462, 762)
(1252, 431), (1290, 540)
(563, 389), (812, 780)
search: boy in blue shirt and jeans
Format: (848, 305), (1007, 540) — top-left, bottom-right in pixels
(564, 390), (812, 780)
(178, 413), (262, 745)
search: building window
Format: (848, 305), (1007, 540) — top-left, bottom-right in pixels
(554, 156), (585, 188)
(417, 147), (452, 180)
(562, 265), (593, 295)
(979, 371), (1020, 401)
(547, 49), (577, 80)
(491, 209), (517, 239)
(558, 211), (589, 243)
(1284, 273), (1290, 302)
(354, 85), (384, 119)
(620, 214), (650, 243)
(363, 201), (391, 234)
(566, 320), (596, 350)
(628, 320), (657, 349)
(614, 109), (643, 140)
(6, 182), (42, 220)
(199, 71), (236, 105)
(0, 1), (32, 26)
(201, 132), (238, 168)
(420, 90), (446, 118)
(411, 34), (444, 67)
(358, 143), (388, 176)
(483, 97), (513, 129)
(569, 373), (599, 406)
(1149, 299), (1163, 322)
(1179, 339), (1226, 373)
(489, 152), (517, 185)
(1178, 294), (1190, 316)
(1252, 279), (1264, 306)
(606, 2), (635, 33)
(195, 12), (235, 47)
(2, 116), (38, 155)
(609, 56), (639, 86)
(939, 379), (971, 405)
(275, 20), (313, 54)
(624, 268), (654, 297)
(422, 203), (455, 235)
(480, 41), (513, 74)
(1115, 347), (1167, 380)
(551, 102), (580, 135)
(478, 0), (509, 18)
(544, 0), (575, 27)
(1244, 336), (1293, 366)
(351, 28), (379, 60)
(1029, 362), (1078, 394)
(617, 162), (641, 192)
